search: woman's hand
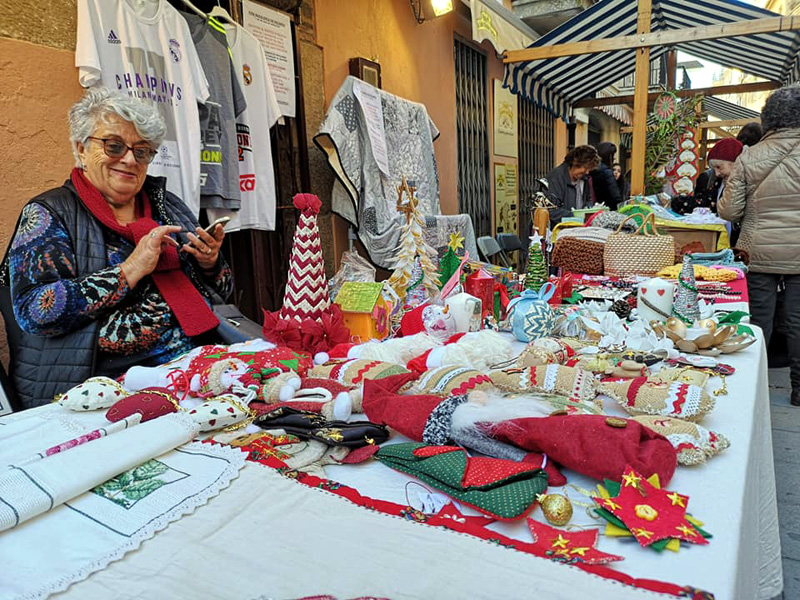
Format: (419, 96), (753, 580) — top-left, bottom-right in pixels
(183, 224), (225, 271)
(120, 225), (182, 288)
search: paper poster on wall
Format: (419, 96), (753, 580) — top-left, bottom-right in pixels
(242, 0), (296, 118)
(493, 80), (518, 158)
(494, 163), (518, 233)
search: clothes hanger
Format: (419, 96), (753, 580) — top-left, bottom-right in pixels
(209, 1), (237, 25)
(179, 0), (207, 18)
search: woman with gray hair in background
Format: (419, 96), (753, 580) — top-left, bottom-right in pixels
(719, 85), (800, 406)
(0, 87), (233, 410)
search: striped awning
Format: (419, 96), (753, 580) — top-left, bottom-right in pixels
(505, 0), (800, 121)
(702, 96), (760, 121)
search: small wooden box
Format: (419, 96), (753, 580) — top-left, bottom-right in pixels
(662, 227), (719, 259)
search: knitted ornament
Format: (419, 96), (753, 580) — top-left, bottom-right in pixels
(309, 358), (413, 388)
(507, 283), (557, 342)
(280, 193), (330, 323)
(524, 237), (548, 292)
(489, 364), (599, 405)
(600, 378), (715, 422)
(672, 254), (700, 324)
(409, 365), (494, 398)
(632, 415), (730, 466)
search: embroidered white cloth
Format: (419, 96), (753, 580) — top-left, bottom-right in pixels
(0, 412), (200, 532)
(0, 440), (245, 600)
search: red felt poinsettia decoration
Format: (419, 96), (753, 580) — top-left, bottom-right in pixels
(593, 466), (707, 547)
(261, 309), (303, 351)
(527, 518), (624, 565)
(264, 304), (351, 356)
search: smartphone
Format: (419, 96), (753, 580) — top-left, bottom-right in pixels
(204, 216), (231, 235)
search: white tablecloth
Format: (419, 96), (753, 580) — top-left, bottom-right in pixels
(2, 332), (782, 600)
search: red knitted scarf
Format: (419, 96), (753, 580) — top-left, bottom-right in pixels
(70, 168), (218, 337)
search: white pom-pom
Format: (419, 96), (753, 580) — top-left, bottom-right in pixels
(332, 392), (353, 421)
(287, 375), (301, 391)
(314, 352), (330, 365)
(279, 385), (296, 402)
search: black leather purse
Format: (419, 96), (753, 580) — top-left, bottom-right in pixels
(212, 303), (265, 344)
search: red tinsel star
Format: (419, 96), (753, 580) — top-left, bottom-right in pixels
(527, 519), (624, 565)
(593, 466), (707, 547)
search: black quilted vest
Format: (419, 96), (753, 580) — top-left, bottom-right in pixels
(0, 176), (210, 411)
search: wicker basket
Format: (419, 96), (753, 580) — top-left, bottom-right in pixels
(604, 213), (675, 277)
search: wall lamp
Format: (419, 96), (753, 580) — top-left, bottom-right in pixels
(410, 0), (454, 24)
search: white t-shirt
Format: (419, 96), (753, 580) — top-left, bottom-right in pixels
(208, 24), (280, 232)
(76, 0), (209, 215)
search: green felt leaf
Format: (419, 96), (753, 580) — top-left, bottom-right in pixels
(717, 311), (750, 324)
(736, 324), (754, 336)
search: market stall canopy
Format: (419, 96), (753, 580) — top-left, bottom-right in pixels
(702, 96), (760, 122)
(504, 0), (800, 121)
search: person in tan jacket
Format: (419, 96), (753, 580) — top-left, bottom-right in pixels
(719, 85), (800, 406)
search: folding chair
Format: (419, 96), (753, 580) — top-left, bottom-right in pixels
(496, 233), (523, 271)
(476, 236), (510, 268)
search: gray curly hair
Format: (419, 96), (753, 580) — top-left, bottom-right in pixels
(68, 87), (166, 167)
(761, 85), (800, 133)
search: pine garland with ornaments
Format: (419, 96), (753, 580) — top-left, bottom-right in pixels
(387, 176), (440, 305)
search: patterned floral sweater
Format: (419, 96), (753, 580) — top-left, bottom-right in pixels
(9, 202), (233, 368)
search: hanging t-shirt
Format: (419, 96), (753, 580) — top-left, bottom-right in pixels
(76, 0), (209, 215)
(208, 24), (280, 232)
(181, 13), (247, 210)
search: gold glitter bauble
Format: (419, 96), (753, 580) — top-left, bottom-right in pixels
(540, 494), (573, 526)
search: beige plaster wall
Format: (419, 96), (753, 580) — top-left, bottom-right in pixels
(0, 38), (83, 254)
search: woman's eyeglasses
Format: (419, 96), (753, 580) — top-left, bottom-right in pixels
(87, 137), (158, 165)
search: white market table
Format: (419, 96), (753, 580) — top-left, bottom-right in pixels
(0, 331), (782, 600)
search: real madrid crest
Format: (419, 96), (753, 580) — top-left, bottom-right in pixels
(243, 64), (252, 86)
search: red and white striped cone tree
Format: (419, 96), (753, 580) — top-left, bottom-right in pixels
(280, 193), (331, 323)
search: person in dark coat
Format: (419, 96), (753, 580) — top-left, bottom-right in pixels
(1, 87), (233, 409)
(543, 145), (601, 226)
(590, 142), (622, 210)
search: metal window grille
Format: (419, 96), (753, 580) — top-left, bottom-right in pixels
(454, 38), (491, 238)
(518, 97), (555, 242)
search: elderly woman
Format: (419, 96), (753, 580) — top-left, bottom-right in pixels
(544, 145), (601, 226)
(719, 86), (800, 407)
(691, 137), (743, 214)
(1, 88), (233, 410)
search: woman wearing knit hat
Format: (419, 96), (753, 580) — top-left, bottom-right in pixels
(693, 137), (743, 213)
(719, 86), (800, 407)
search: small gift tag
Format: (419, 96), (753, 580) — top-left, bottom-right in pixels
(59, 376), (130, 411)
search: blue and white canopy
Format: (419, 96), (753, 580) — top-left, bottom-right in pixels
(504, 0), (800, 121)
